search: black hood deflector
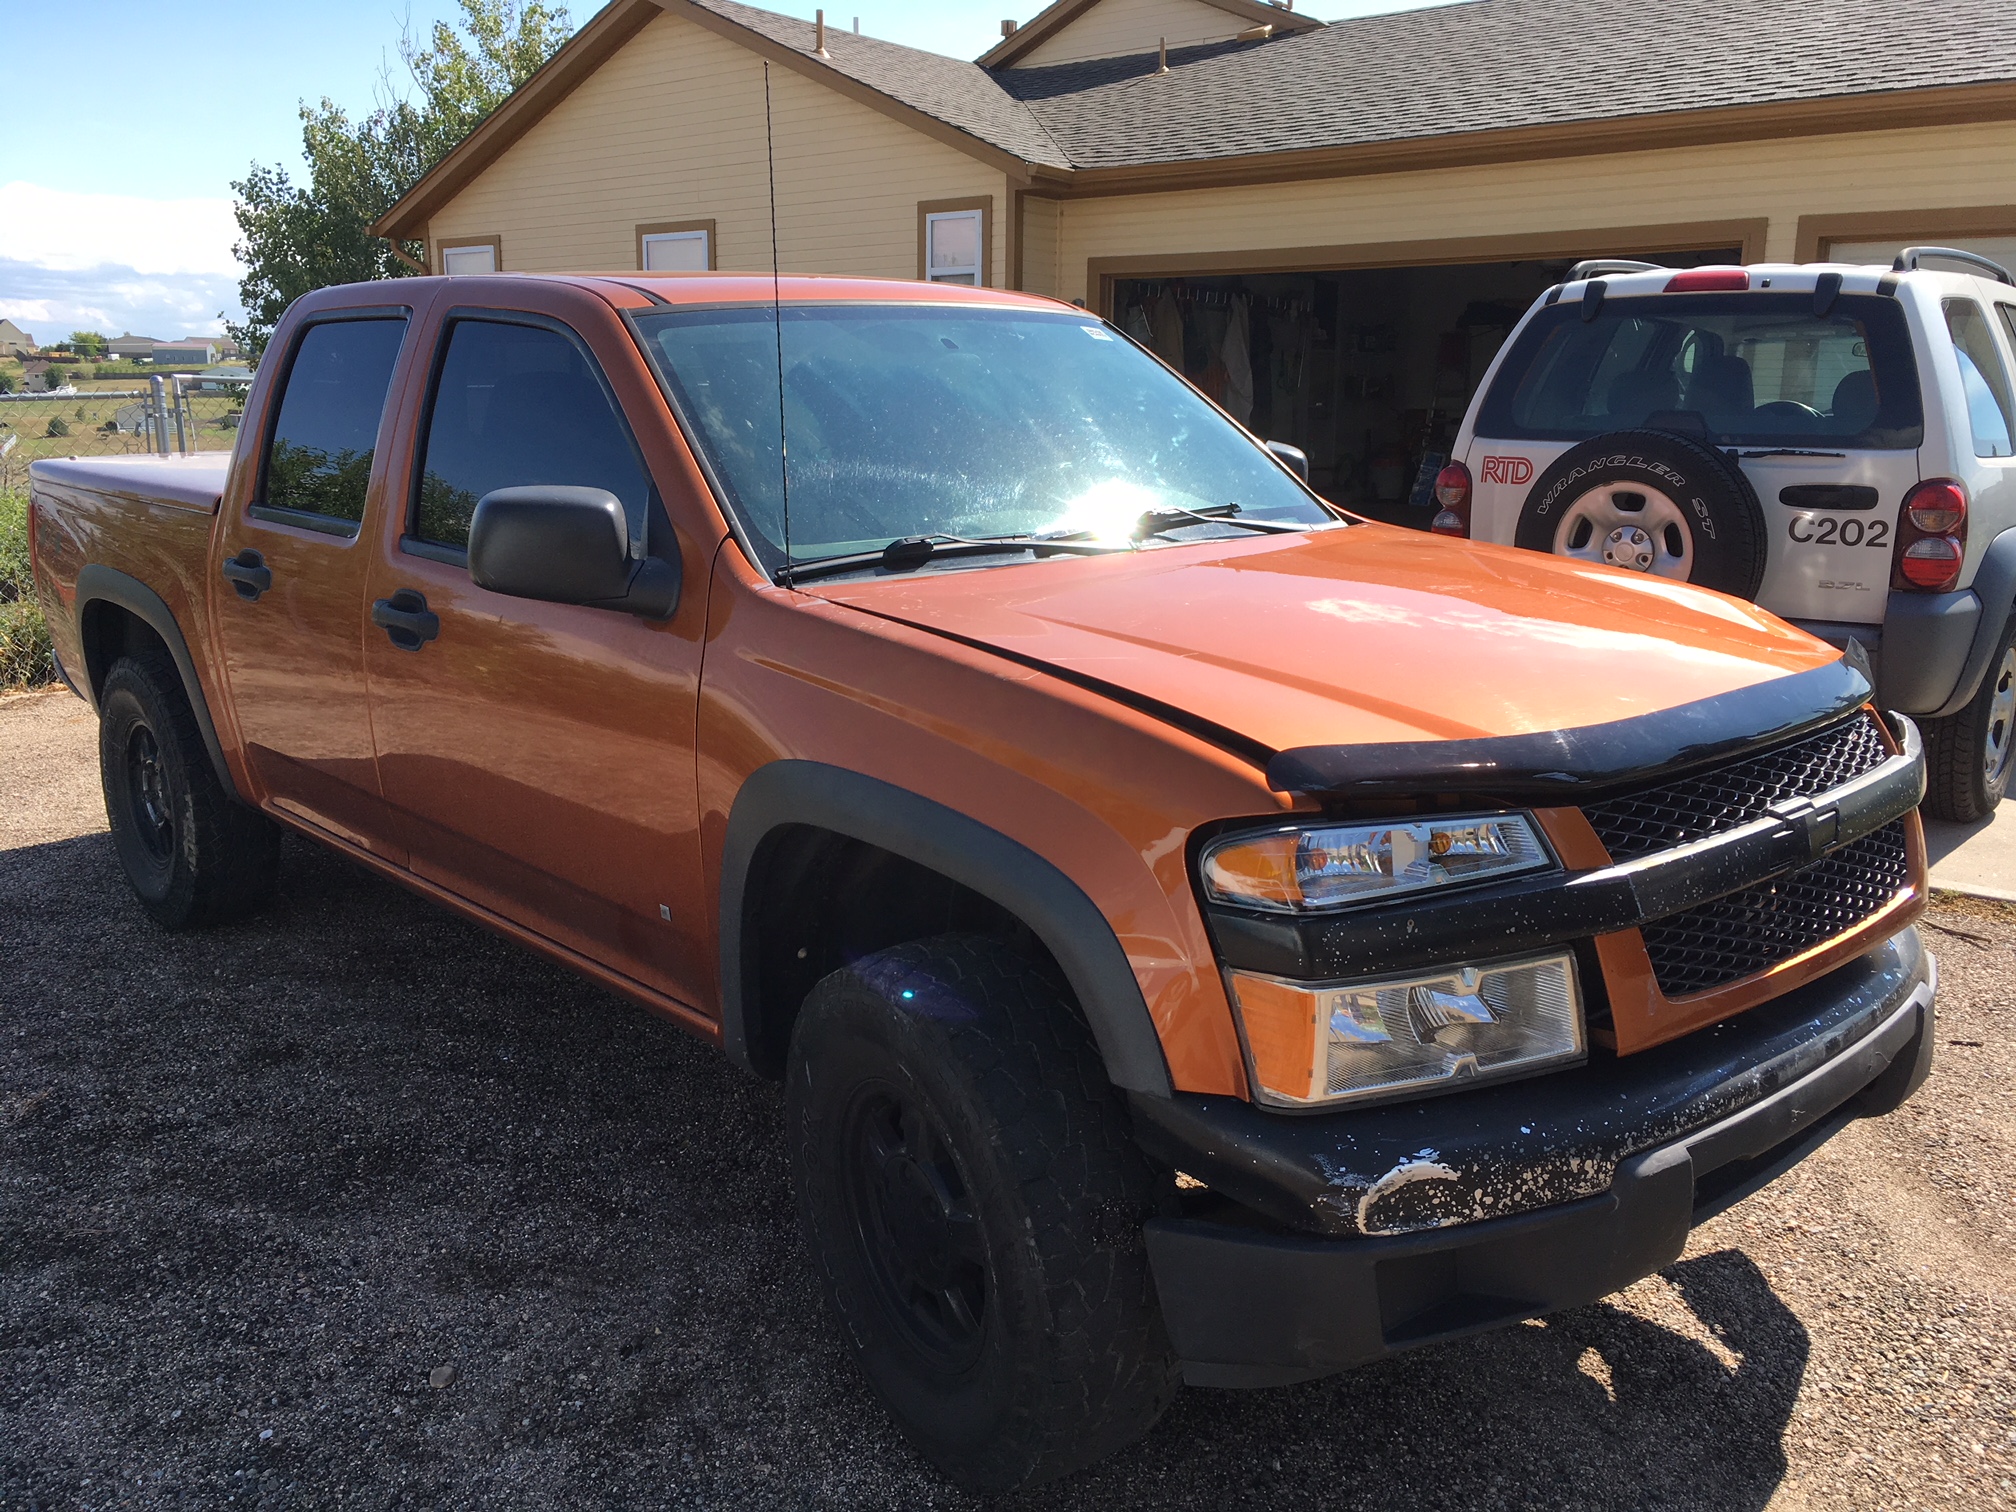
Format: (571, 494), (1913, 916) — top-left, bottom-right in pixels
(1268, 659), (1872, 801)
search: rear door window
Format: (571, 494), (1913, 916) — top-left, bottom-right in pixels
(412, 317), (651, 552)
(258, 317), (409, 529)
(1478, 293), (1922, 449)
(1943, 298), (2015, 458)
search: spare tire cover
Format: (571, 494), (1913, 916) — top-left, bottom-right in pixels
(1513, 429), (1767, 599)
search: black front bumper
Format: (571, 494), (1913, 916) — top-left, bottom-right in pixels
(1134, 929), (1935, 1387)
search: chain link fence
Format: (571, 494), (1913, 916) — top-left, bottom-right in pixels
(0, 375), (249, 492)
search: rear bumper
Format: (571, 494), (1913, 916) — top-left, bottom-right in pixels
(1138, 930), (1934, 1387)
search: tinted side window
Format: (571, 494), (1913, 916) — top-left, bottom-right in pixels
(415, 319), (650, 550)
(1944, 298), (2015, 458)
(261, 318), (408, 524)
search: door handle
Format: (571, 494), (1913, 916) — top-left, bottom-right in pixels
(221, 549), (271, 601)
(371, 589), (441, 651)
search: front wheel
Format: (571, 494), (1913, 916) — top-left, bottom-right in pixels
(1924, 613), (2016, 821)
(786, 934), (1177, 1494)
(98, 652), (280, 929)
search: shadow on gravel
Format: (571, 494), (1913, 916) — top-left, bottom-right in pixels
(1, 830), (1805, 1510)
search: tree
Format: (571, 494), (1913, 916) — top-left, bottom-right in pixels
(228, 0), (572, 361)
(67, 331), (108, 358)
(42, 368), (65, 393)
(46, 418), (69, 437)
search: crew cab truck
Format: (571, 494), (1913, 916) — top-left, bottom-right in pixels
(1437, 249), (2016, 822)
(30, 273), (1935, 1493)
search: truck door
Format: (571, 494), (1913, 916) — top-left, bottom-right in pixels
(360, 306), (710, 1009)
(211, 309), (411, 860)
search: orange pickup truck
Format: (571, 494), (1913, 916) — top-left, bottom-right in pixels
(29, 273), (1935, 1491)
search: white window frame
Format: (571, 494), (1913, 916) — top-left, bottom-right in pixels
(440, 242), (498, 276)
(924, 209), (984, 286)
(641, 229), (712, 272)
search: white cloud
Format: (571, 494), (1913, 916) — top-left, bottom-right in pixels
(0, 182), (241, 277)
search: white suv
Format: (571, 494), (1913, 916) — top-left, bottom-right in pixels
(1441, 249), (2016, 820)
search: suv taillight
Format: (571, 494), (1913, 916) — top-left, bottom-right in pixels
(1893, 479), (1968, 592)
(1431, 461), (1472, 537)
(1664, 268), (1750, 292)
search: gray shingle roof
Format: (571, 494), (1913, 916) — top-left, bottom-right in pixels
(1000, 0), (2016, 169)
(693, 0), (2016, 172)
(688, 0), (1067, 166)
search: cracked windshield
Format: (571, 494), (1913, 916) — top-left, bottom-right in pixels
(636, 303), (1334, 572)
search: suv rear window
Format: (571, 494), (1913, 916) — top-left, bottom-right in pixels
(1478, 292), (1922, 449)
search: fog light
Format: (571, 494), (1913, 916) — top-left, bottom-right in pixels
(1227, 952), (1585, 1108)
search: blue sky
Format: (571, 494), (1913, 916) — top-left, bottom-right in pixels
(0, 0), (1451, 345)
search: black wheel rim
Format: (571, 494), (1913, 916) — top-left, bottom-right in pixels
(125, 723), (173, 865)
(843, 1084), (989, 1374)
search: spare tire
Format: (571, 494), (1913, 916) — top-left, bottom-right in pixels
(1514, 430), (1767, 599)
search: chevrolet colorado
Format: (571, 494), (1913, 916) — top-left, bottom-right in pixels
(29, 272), (1934, 1492)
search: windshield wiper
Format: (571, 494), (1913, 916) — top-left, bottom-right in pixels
(780, 532), (1128, 585)
(1132, 503), (1309, 539)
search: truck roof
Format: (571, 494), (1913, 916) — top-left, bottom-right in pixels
(330, 271), (1073, 314)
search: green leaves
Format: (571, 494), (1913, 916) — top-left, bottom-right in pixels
(228, 0), (573, 361)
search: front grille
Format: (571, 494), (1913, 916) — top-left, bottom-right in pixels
(1581, 712), (1890, 861)
(1637, 821), (1912, 997)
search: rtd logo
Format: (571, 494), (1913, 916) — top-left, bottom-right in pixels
(1481, 456), (1534, 486)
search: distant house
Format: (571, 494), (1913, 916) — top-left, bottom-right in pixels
(152, 340), (217, 367)
(107, 333), (161, 361)
(209, 334), (242, 360)
(0, 320), (34, 357)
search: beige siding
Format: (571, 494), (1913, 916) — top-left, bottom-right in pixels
(1015, 0), (1251, 65)
(1055, 118), (2016, 303)
(429, 11), (1009, 285)
(1019, 193), (1063, 296)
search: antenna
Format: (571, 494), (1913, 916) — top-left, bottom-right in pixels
(764, 61), (793, 583)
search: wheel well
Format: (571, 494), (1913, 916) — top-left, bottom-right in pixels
(78, 600), (172, 701)
(740, 825), (1070, 1079)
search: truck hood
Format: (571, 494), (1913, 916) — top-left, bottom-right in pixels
(813, 524), (1845, 773)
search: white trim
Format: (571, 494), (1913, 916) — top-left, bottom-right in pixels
(441, 243), (498, 276)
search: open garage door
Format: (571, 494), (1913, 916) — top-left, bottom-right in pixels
(1110, 245), (1740, 527)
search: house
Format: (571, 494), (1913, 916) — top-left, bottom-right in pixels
(107, 334), (161, 361)
(370, 0), (2016, 505)
(151, 340), (218, 367)
(0, 320), (34, 357)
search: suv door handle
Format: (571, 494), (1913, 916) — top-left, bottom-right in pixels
(221, 549), (272, 601)
(371, 589), (441, 651)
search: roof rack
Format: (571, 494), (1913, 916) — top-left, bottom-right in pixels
(1893, 246), (2016, 285)
(1566, 259), (1666, 282)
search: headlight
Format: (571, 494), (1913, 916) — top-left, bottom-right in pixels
(1227, 952), (1585, 1108)
(1200, 812), (1554, 913)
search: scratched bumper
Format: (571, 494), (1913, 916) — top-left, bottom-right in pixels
(1131, 928), (1934, 1387)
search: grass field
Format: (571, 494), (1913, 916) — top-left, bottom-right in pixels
(0, 390), (241, 492)
(0, 488), (54, 691)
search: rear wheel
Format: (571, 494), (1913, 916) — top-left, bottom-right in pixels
(99, 652), (280, 929)
(1924, 613), (2016, 821)
(786, 934), (1177, 1494)
(1515, 430), (1767, 598)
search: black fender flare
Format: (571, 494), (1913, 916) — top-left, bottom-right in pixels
(1942, 526), (2016, 717)
(719, 760), (1174, 1097)
(74, 563), (242, 801)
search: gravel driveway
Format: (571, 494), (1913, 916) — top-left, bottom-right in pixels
(2, 687), (2011, 1511)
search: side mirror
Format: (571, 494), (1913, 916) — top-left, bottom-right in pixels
(1265, 440), (1311, 482)
(468, 486), (679, 619)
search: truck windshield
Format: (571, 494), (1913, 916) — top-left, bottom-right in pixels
(1478, 292), (1923, 450)
(633, 303), (1332, 572)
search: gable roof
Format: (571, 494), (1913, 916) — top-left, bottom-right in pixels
(977, 0), (1321, 70)
(376, 0), (2016, 240)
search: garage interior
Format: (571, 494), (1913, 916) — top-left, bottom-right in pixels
(1111, 246), (1741, 526)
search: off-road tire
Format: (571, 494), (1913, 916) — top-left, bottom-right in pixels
(786, 933), (1178, 1494)
(1515, 429), (1768, 598)
(99, 652), (280, 930)
(1923, 611), (2016, 822)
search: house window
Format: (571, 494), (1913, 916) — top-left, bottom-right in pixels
(638, 221), (714, 272)
(439, 239), (499, 276)
(924, 210), (983, 285)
